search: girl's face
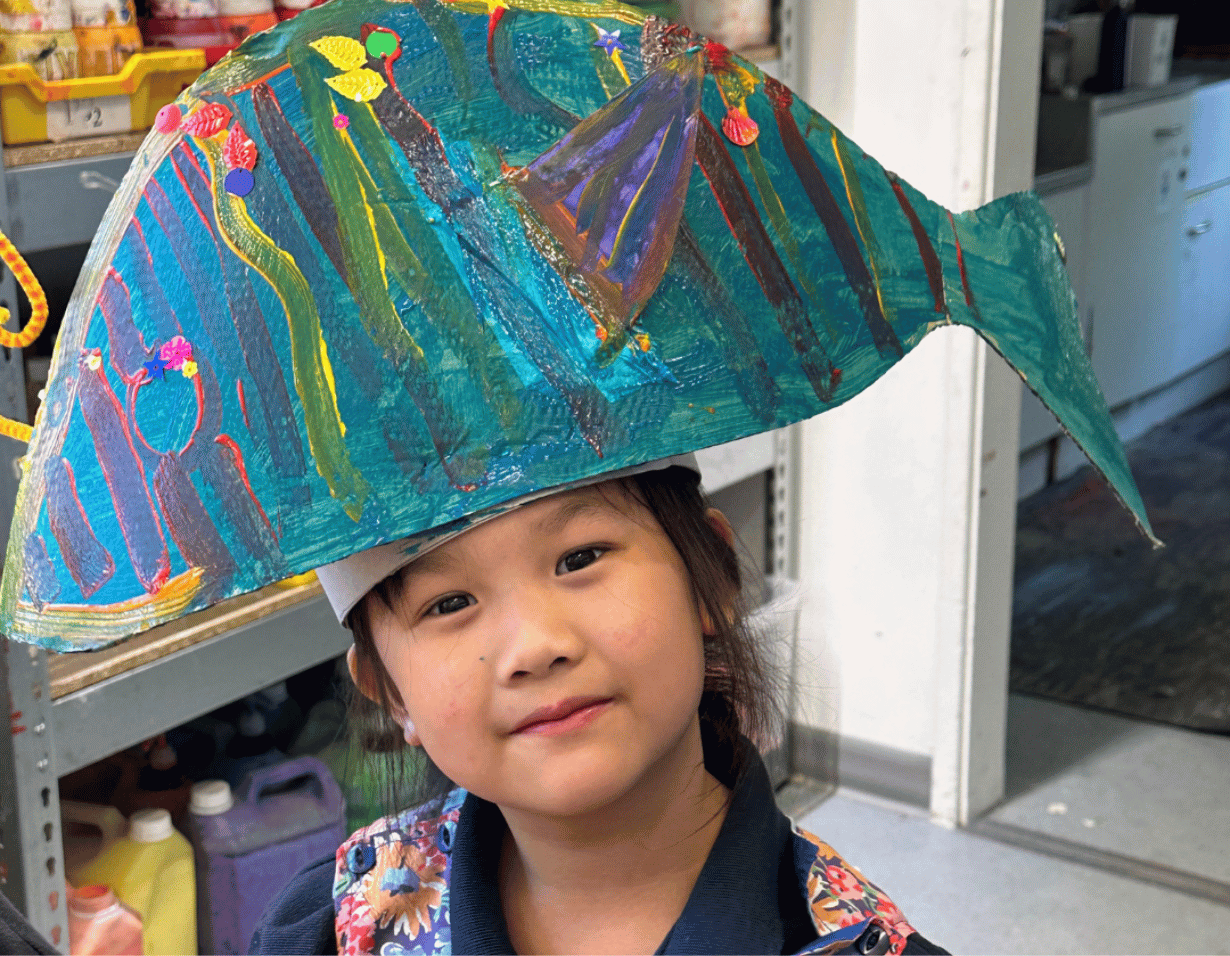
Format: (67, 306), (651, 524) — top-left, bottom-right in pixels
(362, 482), (716, 818)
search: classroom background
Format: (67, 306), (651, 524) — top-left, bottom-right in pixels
(1, 0), (1228, 952)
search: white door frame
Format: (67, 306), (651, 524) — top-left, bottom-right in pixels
(793, 0), (1042, 827)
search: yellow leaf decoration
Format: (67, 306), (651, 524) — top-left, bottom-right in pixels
(324, 68), (387, 103)
(310, 35), (367, 72)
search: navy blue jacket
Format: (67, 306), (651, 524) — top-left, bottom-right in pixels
(251, 749), (947, 956)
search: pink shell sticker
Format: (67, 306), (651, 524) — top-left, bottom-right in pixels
(154, 104), (182, 135)
(182, 102), (233, 139)
(721, 106), (759, 147)
(222, 124), (258, 172)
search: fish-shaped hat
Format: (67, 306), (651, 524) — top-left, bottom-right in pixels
(0, 0), (1156, 652)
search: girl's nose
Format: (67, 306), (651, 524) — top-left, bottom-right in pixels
(494, 593), (585, 683)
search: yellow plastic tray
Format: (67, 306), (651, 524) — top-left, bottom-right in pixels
(0, 49), (205, 145)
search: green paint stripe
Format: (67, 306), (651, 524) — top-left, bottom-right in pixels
(201, 136), (370, 520)
(330, 83), (525, 432)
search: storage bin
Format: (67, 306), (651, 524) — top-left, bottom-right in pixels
(0, 47), (203, 144)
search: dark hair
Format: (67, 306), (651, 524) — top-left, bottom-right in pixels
(345, 465), (784, 813)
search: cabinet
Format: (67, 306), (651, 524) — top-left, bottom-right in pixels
(1187, 78), (1230, 193)
(1177, 185), (1230, 376)
(1087, 92), (1193, 409)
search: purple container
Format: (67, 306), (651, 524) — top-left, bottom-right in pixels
(186, 756), (347, 954)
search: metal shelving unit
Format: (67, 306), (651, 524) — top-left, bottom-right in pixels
(0, 19), (803, 943)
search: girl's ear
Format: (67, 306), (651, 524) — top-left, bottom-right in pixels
(706, 508), (736, 550)
(346, 645), (422, 746)
(699, 508), (737, 636)
(346, 644), (381, 704)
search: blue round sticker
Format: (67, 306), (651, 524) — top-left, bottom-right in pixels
(225, 168), (255, 197)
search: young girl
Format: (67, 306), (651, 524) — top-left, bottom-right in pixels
(0, 1), (1151, 953)
(252, 456), (948, 956)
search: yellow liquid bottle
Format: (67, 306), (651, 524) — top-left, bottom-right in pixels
(78, 808), (197, 956)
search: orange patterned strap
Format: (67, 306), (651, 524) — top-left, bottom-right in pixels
(0, 229), (47, 349)
(795, 827), (918, 955)
(0, 227), (46, 443)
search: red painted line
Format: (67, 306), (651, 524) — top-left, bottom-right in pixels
(215, 434), (274, 538)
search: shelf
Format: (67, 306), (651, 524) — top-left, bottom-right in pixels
(47, 577), (323, 698)
(738, 43), (780, 65)
(50, 581), (349, 776)
(3, 131), (146, 168)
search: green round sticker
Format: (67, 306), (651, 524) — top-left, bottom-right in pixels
(365, 31), (398, 58)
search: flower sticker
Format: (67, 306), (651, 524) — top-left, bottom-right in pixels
(182, 360), (199, 379)
(84, 350), (102, 371)
(158, 336), (193, 371)
(593, 25), (630, 85)
(594, 26), (625, 57)
(142, 355), (168, 380)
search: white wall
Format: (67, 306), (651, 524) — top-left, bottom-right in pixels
(790, 0), (1041, 823)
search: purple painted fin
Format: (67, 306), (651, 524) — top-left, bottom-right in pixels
(509, 51), (704, 335)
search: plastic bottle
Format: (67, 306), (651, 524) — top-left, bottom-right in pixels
(186, 760), (346, 954)
(0, 29), (79, 80)
(271, 0), (319, 23)
(0, 0), (72, 32)
(216, 708), (284, 788)
(216, 0), (276, 44)
(71, 0), (141, 76)
(1088, 0), (1130, 93)
(186, 780), (237, 955)
(76, 808), (196, 956)
(60, 800), (127, 887)
(67, 884), (143, 956)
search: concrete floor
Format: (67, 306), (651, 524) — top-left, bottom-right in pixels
(792, 694), (1230, 955)
(991, 693), (1230, 885)
(797, 791), (1230, 955)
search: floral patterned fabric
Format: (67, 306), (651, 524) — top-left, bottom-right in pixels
(333, 789), (465, 955)
(794, 827), (917, 955)
(333, 790), (915, 955)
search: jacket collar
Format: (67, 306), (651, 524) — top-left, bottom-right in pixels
(449, 749), (804, 955)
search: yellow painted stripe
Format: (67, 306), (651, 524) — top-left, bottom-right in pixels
(831, 128), (894, 326)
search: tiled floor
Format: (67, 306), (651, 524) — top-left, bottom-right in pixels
(792, 693), (1230, 954)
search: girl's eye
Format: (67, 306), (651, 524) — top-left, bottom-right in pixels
(556, 547), (605, 575)
(427, 593), (474, 616)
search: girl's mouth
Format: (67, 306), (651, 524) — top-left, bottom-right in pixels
(512, 697), (613, 736)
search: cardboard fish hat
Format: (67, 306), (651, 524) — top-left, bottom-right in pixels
(0, 0), (1156, 652)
